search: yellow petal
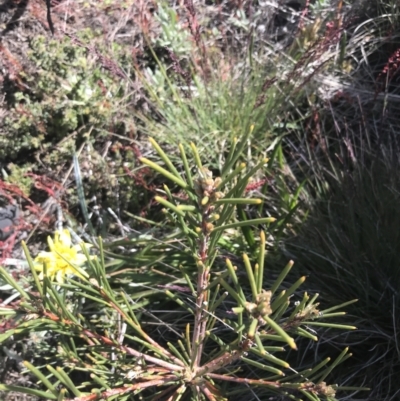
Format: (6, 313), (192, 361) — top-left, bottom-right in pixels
(73, 254), (88, 265)
(72, 242), (92, 252)
(57, 229), (72, 247)
(56, 269), (65, 284)
(47, 236), (55, 251)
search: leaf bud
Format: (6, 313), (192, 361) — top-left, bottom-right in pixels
(201, 196), (209, 205)
(208, 214), (220, 222)
(257, 302), (272, 316)
(214, 177), (222, 187)
(205, 222), (214, 233)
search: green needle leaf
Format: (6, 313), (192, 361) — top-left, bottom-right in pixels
(149, 137), (183, 179)
(301, 322), (357, 330)
(241, 356), (284, 376)
(248, 318), (258, 339)
(23, 361), (58, 396)
(257, 231), (266, 293)
(243, 253), (258, 301)
(179, 143), (194, 187)
(0, 385), (57, 400)
(263, 315), (297, 349)
(212, 217), (276, 232)
(215, 198), (262, 205)
(155, 196), (186, 217)
(317, 347), (351, 383)
(270, 260), (294, 296)
(140, 157), (187, 189)
(190, 142), (203, 169)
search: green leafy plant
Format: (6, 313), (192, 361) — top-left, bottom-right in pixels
(0, 30), (156, 228)
(1, 33), (126, 159)
(153, 2), (192, 56)
(0, 135), (364, 401)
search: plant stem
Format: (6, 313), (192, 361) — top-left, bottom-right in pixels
(207, 373), (280, 387)
(190, 206), (212, 370)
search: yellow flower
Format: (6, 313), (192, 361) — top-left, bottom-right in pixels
(34, 229), (91, 283)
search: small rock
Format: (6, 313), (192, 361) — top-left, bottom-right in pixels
(0, 204), (20, 240)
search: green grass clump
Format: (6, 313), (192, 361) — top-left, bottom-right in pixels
(277, 4), (400, 395)
(285, 142), (400, 400)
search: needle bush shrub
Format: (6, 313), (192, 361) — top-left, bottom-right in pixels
(0, 137), (364, 401)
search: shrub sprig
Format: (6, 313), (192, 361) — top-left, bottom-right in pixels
(0, 134), (365, 401)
